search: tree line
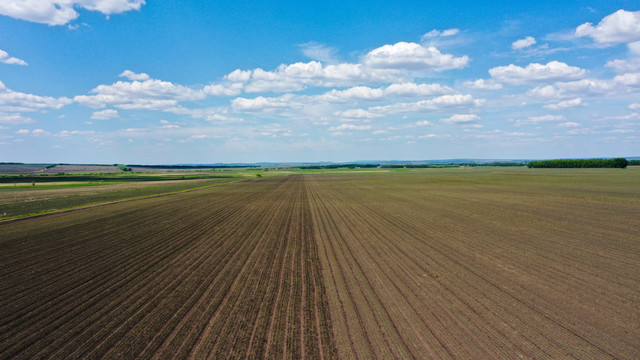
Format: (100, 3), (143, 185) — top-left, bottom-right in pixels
(527, 158), (628, 168)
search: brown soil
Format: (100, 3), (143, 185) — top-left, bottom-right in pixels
(1, 170), (638, 359)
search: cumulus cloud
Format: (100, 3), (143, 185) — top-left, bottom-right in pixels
(463, 79), (503, 90)
(231, 94), (296, 112)
(440, 114), (480, 124)
(513, 114), (566, 126)
(334, 109), (383, 120)
(319, 86), (385, 102)
(512, 36), (537, 50)
(370, 94), (485, 115)
(422, 28), (460, 40)
(363, 42), (469, 71)
(226, 61), (399, 93)
(528, 72), (640, 99)
(527, 79), (614, 99)
(203, 83), (244, 96)
(31, 128), (51, 136)
(74, 75), (205, 111)
(0, 49), (27, 66)
(384, 82), (454, 96)
(0, 81), (72, 112)
(606, 58), (640, 73)
(119, 70), (150, 81)
(318, 82), (453, 102)
(575, 10), (640, 44)
(0, 112), (35, 124)
(299, 42), (339, 63)
(558, 122), (581, 127)
(91, 109), (119, 120)
(0, 0), (146, 26)
(543, 98), (587, 110)
(629, 103), (640, 110)
(489, 61), (586, 85)
(329, 124), (372, 131)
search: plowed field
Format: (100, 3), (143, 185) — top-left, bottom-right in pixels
(1, 169), (639, 359)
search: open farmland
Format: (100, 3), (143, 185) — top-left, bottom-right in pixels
(1, 168), (639, 359)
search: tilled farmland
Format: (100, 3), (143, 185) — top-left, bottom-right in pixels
(1, 170), (639, 359)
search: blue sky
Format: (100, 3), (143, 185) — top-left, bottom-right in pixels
(1, 1), (639, 163)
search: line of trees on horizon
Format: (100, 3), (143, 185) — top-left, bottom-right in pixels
(527, 158), (629, 168)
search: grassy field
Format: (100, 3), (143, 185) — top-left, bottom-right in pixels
(1, 168), (638, 359)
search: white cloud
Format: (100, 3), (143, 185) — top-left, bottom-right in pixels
(512, 36), (537, 50)
(558, 122), (581, 127)
(0, 49), (27, 66)
(363, 42), (469, 71)
(203, 83), (244, 96)
(613, 72), (640, 85)
(575, 10), (640, 44)
(74, 76), (205, 110)
(299, 42), (338, 63)
(334, 109), (382, 119)
(31, 128), (50, 136)
(422, 28), (460, 40)
(230, 61), (398, 93)
(527, 79), (613, 99)
(0, 112), (35, 124)
(384, 82), (454, 96)
(0, 81), (71, 112)
(16, 129), (30, 134)
(91, 109), (119, 120)
(440, 114), (480, 124)
(489, 61), (586, 84)
(370, 94), (485, 115)
(514, 114), (566, 126)
(329, 124), (372, 131)
(629, 103), (640, 110)
(119, 70), (150, 81)
(629, 42), (640, 55)
(606, 58), (640, 73)
(318, 82), (453, 102)
(231, 94), (296, 112)
(415, 120), (431, 126)
(543, 98), (587, 110)
(418, 133), (449, 139)
(319, 86), (385, 102)
(463, 79), (503, 90)
(0, 0), (146, 26)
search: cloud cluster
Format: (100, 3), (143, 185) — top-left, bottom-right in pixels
(369, 94), (485, 115)
(528, 72), (640, 99)
(0, 49), (27, 66)
(440, 114), (480, 124)
(74, 71), (205, 110)
(575, 10), (640, 44)
(513, 114), (566, 126)
(543, 98), (586, 110)
(576, 10), (640, 54)
(362, 42), (469, 71)
(0, 0), (145, 25)
(489, 61), (586, 85)
(91, 109), (119, 120)
(0, 81), (71, 112)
